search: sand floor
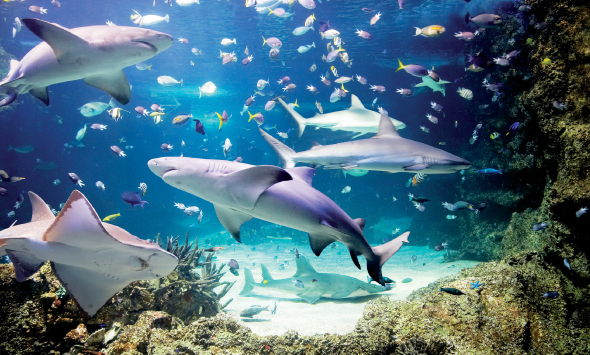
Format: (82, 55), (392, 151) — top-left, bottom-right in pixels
(213, 240), (478, 336)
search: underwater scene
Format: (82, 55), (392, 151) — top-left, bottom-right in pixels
(1, 0), (590, 353)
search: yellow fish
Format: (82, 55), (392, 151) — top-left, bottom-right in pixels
(331, 66), (338, 77)
(150, 112), (165, 117)
(102, 213), (120, 222)
(490, 132), (500, 139)
(154, 116), (162, 124)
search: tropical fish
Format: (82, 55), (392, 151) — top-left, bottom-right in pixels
(477, 168), (502, 174)
(157, 76), (182, 86)
(414, 25), (445, 37)
(457, 87), (473, 100)
(440, 287), (464, 295)
(102, 213), (120, 222)
(138, 183), (147, 196)
(7, 145), (34, 154)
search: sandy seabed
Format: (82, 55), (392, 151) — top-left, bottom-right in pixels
(212, 240), (478, 336)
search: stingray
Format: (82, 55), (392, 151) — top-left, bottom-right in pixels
(0, 190), (178, 316)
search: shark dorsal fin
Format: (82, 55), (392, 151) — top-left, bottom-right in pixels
(221, 166), (293, 210)
(42, 190), (111, 245)
(349, 94), (365, 109)
(28, 191), (55, 222)
(374, 115), (401, 139)
(22, 18), (88, 65)
(261, 264), (274, 281)
(292, 254), (318, 277)
(310, 142), (323, 150)
(285, 167), (315, 186)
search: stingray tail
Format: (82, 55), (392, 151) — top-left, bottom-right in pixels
(277, 97), (306, 137)
(239, 267), (256, 295)
(368, 232), (410, 285)
(259, 128), (297, 169)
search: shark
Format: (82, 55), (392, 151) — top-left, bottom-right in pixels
(278, 94), (406, 138)
(148, 157), (409, 284)
(259, 115), (472, 174)
(240, 253), (401, 304)
(414, 76), (451, 96)
(0, 190), (178, 316)
(0, 18), (173, 107)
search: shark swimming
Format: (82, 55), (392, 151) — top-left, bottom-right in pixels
(0, 18), (173, 107)
(414, 76), (451, 96)
(0, 191), (178, 316)
(148, 157), (409, 284)
(260, 115), (472, 174)
(278, 94), (406, 138)
(240, 253), (401, 303)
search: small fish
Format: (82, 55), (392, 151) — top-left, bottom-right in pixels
(7, 211), (15, 218)
(138, 183), (147, 196)
(457, 87), (473, 100)
(411, 255), (417, 263)
(172, 114), (193, 125)
(96, 181), (105, 191)
(53, 179), (61, 185)
(310, 63), (317, 72)
(223, 138), (232, 156)
(191, 48), (202, 55)
(107, 108), (128, 121)
(553, 101), (567, 110)
(305, 14), (316, 27)
(221, 38), (237, 46)
(161, 143), (173, 151)
(68, 173), (84, 187)
(576, 207), (588, 218)
(341, 186), (351, 194)
(543, 291), (559, 299)
(240, 302), (277, 318)
(292, 279), (304, 288)
(102, 213), (120, 222)
(446, 215), (457, 220)
(178, 38), (189, 44)
(14, 194), (24, 209)
(490, 132), (500, 140)
(370, 12), (381, 25)
(440, 287), (464, 295)
(91, 123), (107, 130)
(330, 66), (338, 77)
(477, 168), (502, 174)
(315, 101), (323, 114)
(110, 145), (126, 157)
(564, 259), (571, 270)
(401, 278), (413, 283)
(157, 76), (183, 86)
(533, 222), (548, 231)
(194, 119), (205, 135)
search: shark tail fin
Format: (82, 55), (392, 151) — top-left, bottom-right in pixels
(164, 14), (170, 23)
(368, 231), (410, 285)
(259, 128), (297, 169)
(277, 97), (306, 137)
(239, 267), (256, 296)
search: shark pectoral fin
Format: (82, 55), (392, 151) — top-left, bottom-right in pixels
(438, 80), (451, 84)
(374, 115), (401, 139)
(240, 267), (256, 295)
(51, 263), (130, 316)
(414, 83), (426, 87)
(221, 165), (293, 209)
(28, 191), (56, 222)
(292, 254), (317, 277)
(298, 288), (323, 304)
(84, 71), (131, 105)
(308, 230), (335, 256)
(403, 164), (428, 171)
(22, 19), (88, 64)
(29, 86), (49, 106)
(349, 94), (365, 109)
(349, 248), (361, 269)
(330, 289), (353, 299)
(260, 264), (274, 280)
(5, 249), (46, 282)
(284, 167), (315, 186)
(214, 206), (252, 243)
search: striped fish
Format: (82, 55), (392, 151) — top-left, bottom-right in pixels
(457, 87), (473, 100)
(138, 182), (147, 196)
(412, 173), (426, 187)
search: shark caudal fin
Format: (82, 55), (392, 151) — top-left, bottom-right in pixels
(277, 97), (307, 137)
(240, 267), (256, 295)
(259, 128), (297, 168)
(368, 231), (410, 285)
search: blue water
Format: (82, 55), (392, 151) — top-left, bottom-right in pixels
(0, 0), (512, 247)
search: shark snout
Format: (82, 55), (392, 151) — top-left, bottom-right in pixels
(133, 31), (173, 53)
(148, 158), (177, 178)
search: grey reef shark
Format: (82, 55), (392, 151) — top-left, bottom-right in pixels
(240, 252), (404, 304)
(148, 157), (410, 284)
(0, 191), (178, 316)
(278, 94), (406, 138)
(0, 18), (173, 107)
(260, 114), (472, 174)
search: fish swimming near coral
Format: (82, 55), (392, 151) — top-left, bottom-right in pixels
(240, 254), (397, 303)
(0, 191), (178, 316)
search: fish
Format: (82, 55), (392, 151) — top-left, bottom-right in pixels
(135, 62), (152, 71)
(0, 19), (172, 107)
(130, 11), (170, 27)
(414, 25), (445, 37)
(76, 124), (88, 141)
(447, 215), (457, 220)
(29, 6), (48, 14)
(278, 95), (405, 138)
(401, 278), (413, 283)
(148, 158), (410, 285)
(408, 193), (429, 203)
(414, 76), (451, 96)
(297, 43), (316, 53)
(199, 81), (217, 98)
(321, 29), (340, 40)
(107, 108), (128, 122)
(110, 145), (126, 157)
(223, 138), (232, 156)
(298, 0), (315, 9)
(14, 194), (24, 209)
(310, 63), (317, 72)
(161, 143), (173, 151)
(248, 111), (264, 126)
(457, 87), (473, 100)
(465, 12), (503, 28)
(121, 191), (148, 208)
(157, 76), (183, 86)
(370, 85), (386, 93)
(0, 191), (177, 316)
(78, 99), (115, 117)
(370, 12), (381, 25)
(430, 102), (444, 112)
(341, 186), (351, 194)
(53, 179), (60, 186)
(242, 56), (253, 65)
(454, 31), (476, 41)
(293, 25), (314, 36)
(172, 114), (193, 125)
(102, 213), (120, 222)
(543, 291), (559, 299)
(440, 287), (464, 295)
(178, 38), (188, 44)
(240, 303), (277, 318)
(477, 168), (502, 174)
(34, 160), (57, 171)
(68, 173), (84, 187)
(396, 60), (429, 77)
(533, 222), (548, 231)
(194, 119), (205, 135)
(138, 183), (147, 196)
(564, 259), (571, 270)
(315, 101), (323, 114)
(490, 132), (500, 140)
(305, 14), (316, 27)
(216, 111), (231, 129)
(7, 145), (34, 154)
(260, 116), (470, 175)
(191, 48), (202, 55)
(426, 114), (438, 124)
(96, 181), (105, 191)
(176, 0), (200, 5)
(262, 36), (282, 49)
(576, 207), (588, 218)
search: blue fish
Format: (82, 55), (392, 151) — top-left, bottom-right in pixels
(564, 259), (570, 270)
(121, 191), (148, 208)
(477, 168), (502, 174)
(543, 291), (559, 299)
